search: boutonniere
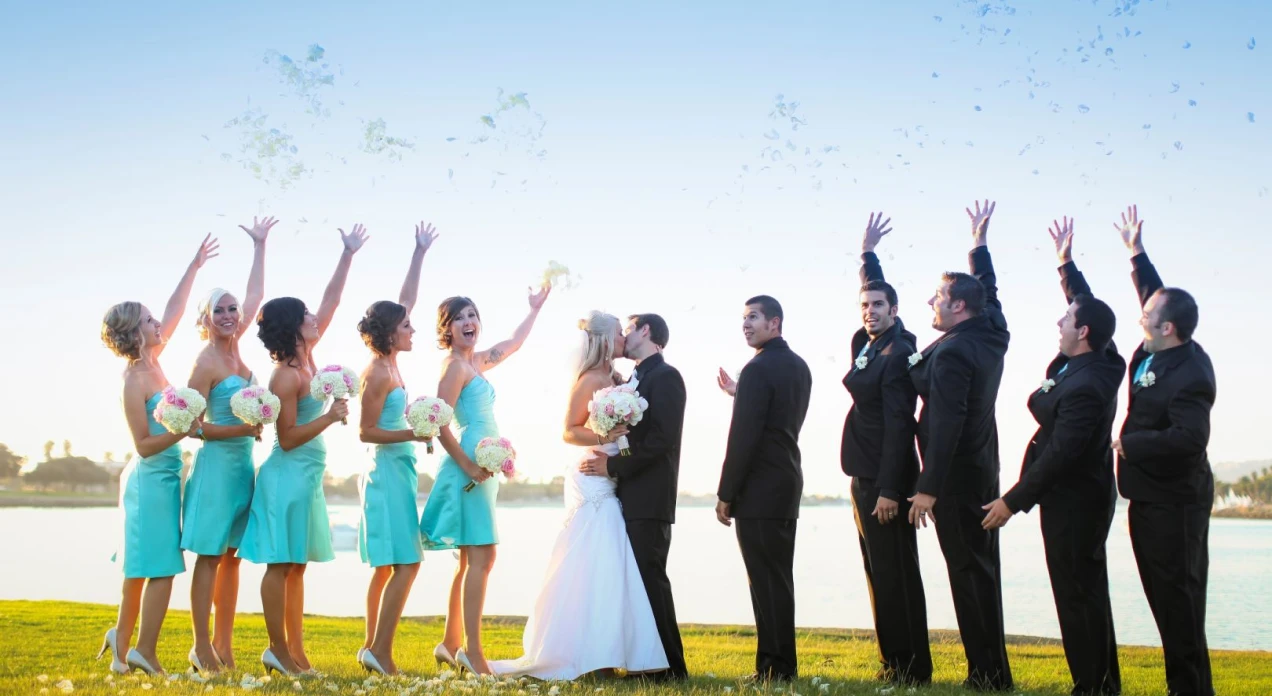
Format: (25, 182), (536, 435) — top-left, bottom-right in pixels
(1039, 378), (1056, 393)
(854, 355), (869, 370)
(1138, 371), (1156, 388)
(908, 352), (923, 368)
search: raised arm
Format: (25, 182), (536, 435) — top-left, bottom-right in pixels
(475, 285), (550, 372)
(237, 216), (276, 336)
(398, 221), (438, 314)
(123, 374), (195, 458)
(315, 224), (369, 341)
(1050, 216), (1095, 302)
(966, 199), (1003, 315)
(1114, 205), (1162, 307)
(156, 235), (219, 355)
(717, 362), (771, 504)
(860, 211), (892, 285)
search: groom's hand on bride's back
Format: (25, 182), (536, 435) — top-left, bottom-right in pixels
(580, 450), (610, 477)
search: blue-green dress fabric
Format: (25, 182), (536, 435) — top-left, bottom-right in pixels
(238, 395), (335, 564)
(419, 376), (500, 549)
(358, 387), (423, 566)
(181, 374), (256, 556)
(114, 390), (186, 579)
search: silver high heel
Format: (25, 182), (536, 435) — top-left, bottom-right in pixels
(126, 648), (162, 675)
(455, 648), (488, 676)
(261, 648), (292, 676)
(433, 643), (458, 668)
(188, 647), (219, 673)
(359, 649), (389, 676)
(95, 628), (129, 675)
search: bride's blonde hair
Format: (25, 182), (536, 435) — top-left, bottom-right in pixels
(575, 311), (621, 379)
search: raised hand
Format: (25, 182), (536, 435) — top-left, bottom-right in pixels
(339, 224), (370, 254)
(716, 368), (738, 397)
(414, 221), (439, 251)
(1114, 204), (1145, 255)
(966, 199), (996, 247)
(527, 284), (551, 310)
(862, 211), (893, 253)
(1049, 216), (1075, 263)
(238, 216), (278, 244)
(192, 234), (220, 268)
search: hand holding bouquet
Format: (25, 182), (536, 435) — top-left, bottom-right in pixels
(405, 395), (454, 454)
(465, 436), (516, 492)
(586, 383), (648, 455)
(153, 386), (207, 435)
(230, 386), (281, 441)
(310, 365), (359, 425)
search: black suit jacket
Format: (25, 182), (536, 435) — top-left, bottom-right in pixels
(1002, 262), (1125, 514)
(608, 353), (686, 523)
(841, 251), (921, 501)
(717, 337), (813, 519)
(1116, 253), (1216, 505)
(909, 246), (1010, 498)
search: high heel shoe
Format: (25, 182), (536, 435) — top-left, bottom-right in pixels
(126, 649), (162, 676)
(359, 650), (389, 676)
(261, 648), (292, 676)
(433, 643), (458, 668)
(95, 628), (129, 675)
(356, 647), (367, 666)
(455, 648), (488, 676)
(188, 647), (218, 674)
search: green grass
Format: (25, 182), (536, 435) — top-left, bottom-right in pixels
(2, 600), (1268, 695)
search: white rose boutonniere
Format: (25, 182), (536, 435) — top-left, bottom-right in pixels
(908, 352), (924, 368)
(1138, 371), (1156, 388)
(1039, 378), (1056, 393)
(855, 355), (869, 370)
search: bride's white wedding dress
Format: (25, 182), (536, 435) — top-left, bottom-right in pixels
(489, 442), (669, 680)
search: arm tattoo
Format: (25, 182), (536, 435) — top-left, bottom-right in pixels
(484, 348), (504, 366)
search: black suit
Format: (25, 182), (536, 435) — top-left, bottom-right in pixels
(841, 251), (931, 685)
(1118, 253), (1216, 696)
(909, 246), (1013, 691)
(1001, 261), (1124, 695)
(606, 352), (688, 679)
(718, 336), (813, 680)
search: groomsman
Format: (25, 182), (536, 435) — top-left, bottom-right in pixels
(981, 217), (1124, 695)
(840, 213), (932, 686)
(1109, 206), (1216, 696)
(715, 295), (813, 682)
(906, 200), (1013, 691)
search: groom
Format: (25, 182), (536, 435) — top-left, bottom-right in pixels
(581, 313), (689, 681)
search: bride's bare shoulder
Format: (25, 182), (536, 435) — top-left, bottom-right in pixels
(571, 368), (612, 393)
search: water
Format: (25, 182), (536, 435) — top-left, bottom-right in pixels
(4, 504), (1268, 651)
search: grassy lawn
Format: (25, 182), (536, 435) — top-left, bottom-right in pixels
(1, 600), (1267, 695)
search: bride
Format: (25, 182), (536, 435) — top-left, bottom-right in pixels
(489, 311), (669, 680)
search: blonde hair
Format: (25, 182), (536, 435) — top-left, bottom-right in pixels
(102, 301), (144, 361)
(197, 287), (239, 341)
(576, 311), (621, 379)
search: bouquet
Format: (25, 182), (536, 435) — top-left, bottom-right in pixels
(229, 386), (281, 441)
(586, 382), (648, 456)
(405, 395), (454, 454)
(310, 364), (359, 424)
(152, 386), (207, 435)
(465, 436), (516, 492)
(541, 260), (573, 289)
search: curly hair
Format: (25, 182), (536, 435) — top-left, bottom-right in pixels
(358, 301), (408, 357)
(436, 296), (480, 349)
(257, 297), (307, 365)
(102, 301), (144, 361)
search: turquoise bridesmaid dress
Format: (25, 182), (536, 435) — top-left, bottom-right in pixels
(358, 387), (423, 566)
(181, 374), (256, 556)
(238, 395), (335, 564)
(114, 390), (186, 578)
(419, 375), (500, 549)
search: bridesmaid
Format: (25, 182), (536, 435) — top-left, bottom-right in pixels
(355, 221), (439, 675)
(182, 216), (275, 673)
(238, 225), (369, 676)
(97, 235), (220, 675)
(419, 282), (551, 675)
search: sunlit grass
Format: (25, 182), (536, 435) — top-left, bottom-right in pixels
(2, 601), (1267, 694)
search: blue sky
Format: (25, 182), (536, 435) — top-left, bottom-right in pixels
(1, 0), (1268, 495)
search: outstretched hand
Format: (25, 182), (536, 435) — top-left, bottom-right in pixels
(1114, 204), (1145, 255)
(339, 224), (370, 254)
(239, 216), (278, 244)
(528, 284), (551, 310)
(717, 368), (737, 396)
(192, 234), (220, 268)
(415, 221), (439, 251)
(862, 211), (893, 253)
(1049, 216), (1075, 263)
(966, 199), (996, 247)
